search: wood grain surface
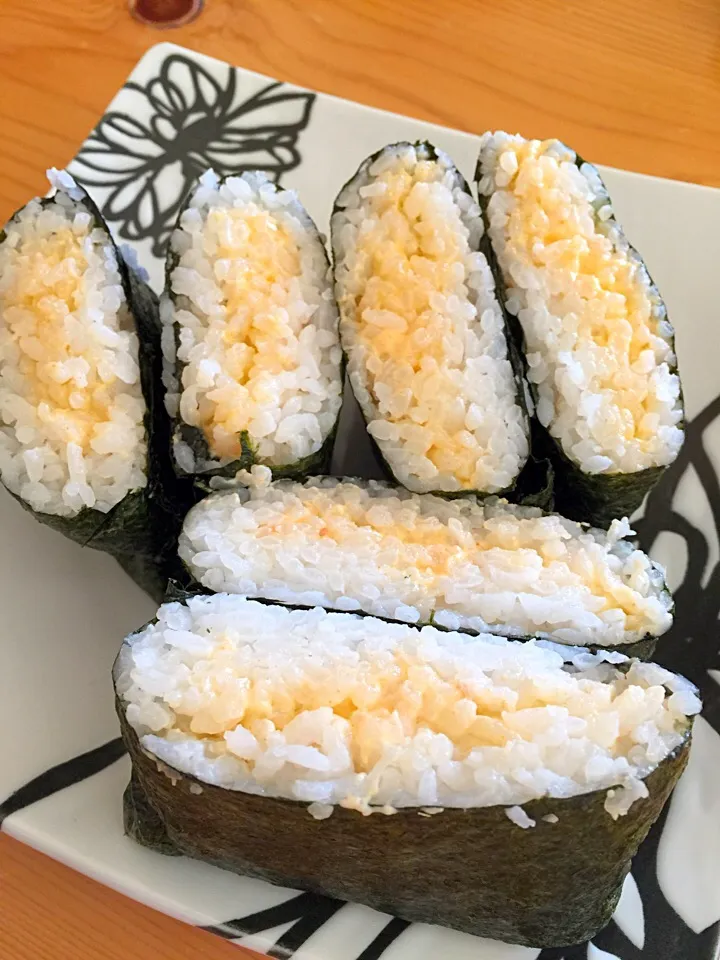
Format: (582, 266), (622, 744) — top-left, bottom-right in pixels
(0, 836), (248, 960)
(0, 1), (719, 958)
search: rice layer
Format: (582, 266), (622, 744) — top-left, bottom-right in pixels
(477, 133), (683, 475)
(117, 594), (698, 814)
(332, 143), (528, 494)
(162, 171), (342, 472)
(180, 475), (672, 647)
(0, 171), (147, 516)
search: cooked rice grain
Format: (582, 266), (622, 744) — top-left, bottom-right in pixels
(332, 143), (528, 494)
(180, 476), (672, 647)
(117, 594), (698, 813)
(0, 170), (147, 516)
(162, 171), (342, 472)
(477, 134), (683, 475)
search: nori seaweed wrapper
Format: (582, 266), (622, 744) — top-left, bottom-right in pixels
(161, 172), (343, 488)
(114, 638), (694, 948)
(548, 437), (669, 531)
(475, 141), (684, 529)
(331, 141), (532, 502)
(123, 772), (182, 857)
(0, 178), (192, 598)
(508, 421), (555, 511)
(115, 549), (189, 606)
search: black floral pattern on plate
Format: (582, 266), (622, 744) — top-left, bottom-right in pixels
(71, 53), (316, 258)
(636, 393), (720, 729)
(0, 739), (126, 827)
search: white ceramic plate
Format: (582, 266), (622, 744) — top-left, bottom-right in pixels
(2, 41), (720, 960)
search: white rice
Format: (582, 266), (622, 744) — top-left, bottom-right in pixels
(332, 143), (529, 493)
(117, 594), (698, 816)
(0, 170), (147, 516)
(505, 806), (536, 828)
(477, 133), (683, 475)
(179, 476), (672, 647)
(161, 170), (342, 472)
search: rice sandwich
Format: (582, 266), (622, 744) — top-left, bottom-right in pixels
(331, 142), (530, 496)
(115, 593), (699, 947)
(161, 171), (343, 482)
(476, 134), (683, 527)
(0, 170), (175, 569)
(180, 474), (672, 655)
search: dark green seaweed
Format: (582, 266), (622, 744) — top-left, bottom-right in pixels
(173, 421), (339, 488)
(540, 430), (667, 531)
(179, 477), (669, 658)
(510, 423), (554, 511)
(475, 142), (684, 528)
(331, 141), (533, 502)
(114, 653), (694, 948)
(163, 173), (343, 487)
(115, 549), (189, 607)
(124, 773), (182, 857)
(0, 184), (192, 598)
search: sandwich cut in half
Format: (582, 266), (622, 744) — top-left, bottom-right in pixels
(179, 474), (673, 657)
(332, 142), (530, 497)
(162, 171), (343, 485)
(476, 133), (684, 527)
(115, 593), (699, 947)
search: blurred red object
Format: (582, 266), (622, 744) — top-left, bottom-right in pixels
(129, 0), (203, 28)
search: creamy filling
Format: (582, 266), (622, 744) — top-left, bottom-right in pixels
(332, 143), (528, 493)
(0, 173), (146, 516)
(477, 133), (683, 474)
(162, 171), (342, 470)
(118, 595), (698, 816)
(180, 475), (672, 647)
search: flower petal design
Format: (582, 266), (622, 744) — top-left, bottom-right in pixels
(70, 52), (316, 262)
(224, 85), (316, 134)
(67, 154), (153, 188)
(656, 716), (720, 934)
(141, 75), (187, 122)
(203, 143), (301, 173)
(73, 149), (156, 174)
(148, 115), (178, 147)
(93, 114), (166, 158)
(164, 53), (235, 118)
(113, 165), (188, 254)
(611, 874), (644, 950)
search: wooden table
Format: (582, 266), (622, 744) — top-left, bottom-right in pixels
(0, 0), (719, 957)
